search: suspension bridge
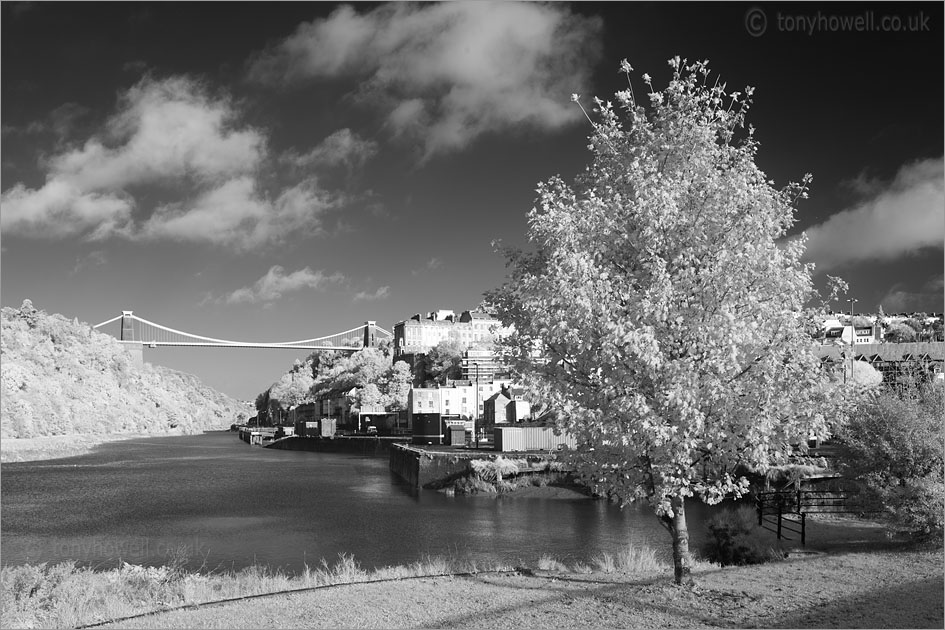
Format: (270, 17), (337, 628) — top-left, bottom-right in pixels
(93, 311), (392, 351)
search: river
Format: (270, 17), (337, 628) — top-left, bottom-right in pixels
(1, 431), (714, 574)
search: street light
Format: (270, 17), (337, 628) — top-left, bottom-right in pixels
(473, 362), (480, 450)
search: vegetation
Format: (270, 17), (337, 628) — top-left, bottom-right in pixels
(702, 506), (784, 566)
(259, 347), (412, 419)
(884, 322), (917, 343)
(834, 380), (944, 542)
(487, 57), (845, 584)
(417, 338), (465, 385)
(0, 554), (515, 630)
(1, 300), (243, 440)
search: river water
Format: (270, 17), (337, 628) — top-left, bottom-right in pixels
(1, 431), (713, 574)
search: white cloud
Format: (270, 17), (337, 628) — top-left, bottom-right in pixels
(284, 128), (377, 171)
(0, 76), (349, 249)
(49, 76), (264, 190)
(226, 265), (346, 304)
(353, 285), (390, 302)
(802, 156), (944, 271)
(139, 176), (337, 250)
(248, 2), (602, 158)
(1, 180), (134, 239)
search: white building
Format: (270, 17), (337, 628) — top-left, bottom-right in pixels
(407, 378), (512, 431)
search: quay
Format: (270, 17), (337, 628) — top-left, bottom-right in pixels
(265, 434), (410, 456)
(389, 443), (567, 489)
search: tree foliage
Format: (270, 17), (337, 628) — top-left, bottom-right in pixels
(884, 322), (917, 343)
(263, 347), (411, 414)
(1, 301), (243, 440)
(423, 338), (465, 384)
(487, 57), (845, 583)
(834, 381), (944, 541)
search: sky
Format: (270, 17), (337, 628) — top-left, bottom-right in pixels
(2, 2), (943, 401)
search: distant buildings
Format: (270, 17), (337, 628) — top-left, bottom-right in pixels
(393, 309), (509, 357)
(407, 377), (512, 431)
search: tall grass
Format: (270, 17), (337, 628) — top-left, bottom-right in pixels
(0, 543), (687, 629)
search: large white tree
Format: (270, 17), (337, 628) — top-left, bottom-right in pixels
(488, 57), (842, 584)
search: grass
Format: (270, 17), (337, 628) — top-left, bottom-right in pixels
(1, 545), (696, 629)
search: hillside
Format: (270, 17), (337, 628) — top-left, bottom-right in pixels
(1, 300), (245, 442)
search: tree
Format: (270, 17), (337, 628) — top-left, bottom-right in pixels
(269, 358), (316, 411)
(425, 338), (465, 384)
(885, 322), (917, 343)
(834, 381), (944, 540)
(487, 57), (840, 585)
(850, 315), (872, 328)
(386, 361), (413, 411)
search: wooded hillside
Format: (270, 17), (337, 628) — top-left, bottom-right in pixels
(1, 300), (245, 439)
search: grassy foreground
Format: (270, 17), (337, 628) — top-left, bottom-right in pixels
(4, 544), (942, 630)
(1, 547), (676, 629)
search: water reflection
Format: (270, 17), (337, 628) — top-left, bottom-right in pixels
(1, 432), (710, 574)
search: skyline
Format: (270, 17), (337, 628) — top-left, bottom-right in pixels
(2, 2), (943, 400)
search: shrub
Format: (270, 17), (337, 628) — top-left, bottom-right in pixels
(702, 506), (782, 566)
(834, 381), (944, 542)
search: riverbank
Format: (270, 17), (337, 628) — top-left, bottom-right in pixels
(2, 506), (939, 629)
(3, 540), (940, 629)
(103, 548), (943, 629)
(0, 432), (191, 463)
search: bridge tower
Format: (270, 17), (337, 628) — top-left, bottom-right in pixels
(120, 311), (136, 341)
(364, 321), (377, 348)
(119, 311), (143, 366)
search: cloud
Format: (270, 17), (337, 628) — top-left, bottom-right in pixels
(878, 276), (944, 314)
(1, 76), (347, 249)
(70, 250), (108, 276)
(247, 2), (603, 158)
(225, 265), (346, 304)
(48, 76), (265, 190)
(0, 180), (134, 239)
(802, 156), (944, 271)
(411, 257), (442, 276)
(139, 176), (338, 250)
(353, 285), (390, 302)
(283, 128), (377, 171)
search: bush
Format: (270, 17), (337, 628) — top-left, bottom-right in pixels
(834, 381), (944, 542)
(702, 506), (782, 566)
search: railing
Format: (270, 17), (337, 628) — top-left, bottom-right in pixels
(754, 488), (862, 545)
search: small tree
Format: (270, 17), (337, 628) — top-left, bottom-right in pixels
(488, 57), (842, 584)
(834, 381), (944, 541)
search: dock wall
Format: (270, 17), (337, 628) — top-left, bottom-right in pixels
(389, 444), (566, 489)
(265, 435), (408, 456)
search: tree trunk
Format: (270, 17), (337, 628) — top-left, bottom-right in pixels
(661, 495), (694, 586)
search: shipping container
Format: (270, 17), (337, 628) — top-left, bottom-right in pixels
(494, 426), (575, 452)
(412, 413), (443, 445)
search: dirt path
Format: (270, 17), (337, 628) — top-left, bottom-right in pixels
(102, 547), (943, 629)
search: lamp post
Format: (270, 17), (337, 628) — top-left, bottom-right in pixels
(474, 362), (480, 450)
(846, 298), (858, 384)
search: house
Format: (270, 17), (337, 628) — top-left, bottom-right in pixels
(407, 378), (512, 431)
(816, 341), (944, 386)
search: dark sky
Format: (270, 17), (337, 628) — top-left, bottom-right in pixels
(2, 2), (942, 400)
